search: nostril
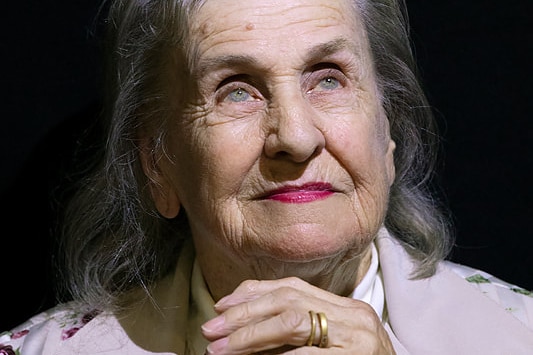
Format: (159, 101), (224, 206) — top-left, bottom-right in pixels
(264, 132), (324, 163)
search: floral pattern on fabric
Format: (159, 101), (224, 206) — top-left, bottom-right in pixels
(0, 303), (101, 354)
(0, 344), (18, 355)
(455, 268), (533, 326)
(57, 308), (100, 340)
(466, 274), (490, 284)
(510, 287), (533, 297)
(466, 273), (533, 297)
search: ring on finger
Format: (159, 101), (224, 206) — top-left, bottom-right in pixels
(306, 311), (328, 348)
(317, 312), (328, 348)
(306, 311), (317, 346)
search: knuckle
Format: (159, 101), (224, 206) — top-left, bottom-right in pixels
(284, 276), (307, 289)
(225, 302), (254, 328)
(272, 285), (301, 302)
(359, 307), (380, 328)
(279, 309), (307, 335)
(239, 279), (261, 293)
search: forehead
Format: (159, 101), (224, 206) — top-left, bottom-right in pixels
(189, 0), (365, 64)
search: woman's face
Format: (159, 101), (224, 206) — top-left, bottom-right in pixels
(153, 0), (395, 263)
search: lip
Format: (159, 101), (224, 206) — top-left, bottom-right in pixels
(262, 182), (335, 203)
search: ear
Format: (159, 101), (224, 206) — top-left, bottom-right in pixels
(385, 138), (396, 187)
(139, 138), (181, 219)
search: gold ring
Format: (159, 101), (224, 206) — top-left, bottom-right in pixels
(317, 312), (328, 348)
(306, 311), (316, 346)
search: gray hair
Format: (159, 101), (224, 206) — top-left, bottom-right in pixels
(57, 0), (453, 312)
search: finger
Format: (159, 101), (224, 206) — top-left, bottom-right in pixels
(208, 295), (391, 353)
(214, 277), (353, 312)
(204, 283), (324, 340)
(206, 308), (312, 355)
(204, 278), (395, 354)
(203, 290), (293, 341)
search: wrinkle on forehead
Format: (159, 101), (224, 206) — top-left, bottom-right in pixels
(191, 0), (354, 42)
(194, 37), (360, 79)
(188, 0), (360, 74)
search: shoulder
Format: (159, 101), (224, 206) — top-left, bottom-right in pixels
(0, 302), (166, 355)
(377, 230), (533, 328)
(443, 260), (532, 296)
(441, 260), (533, 327)
(0, 301), (101, 354)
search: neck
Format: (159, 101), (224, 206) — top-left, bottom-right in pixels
(194, 239), (374, 301)
(117, 239), (196, 354)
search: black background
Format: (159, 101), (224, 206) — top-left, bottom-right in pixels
(1, 1), (532, 331)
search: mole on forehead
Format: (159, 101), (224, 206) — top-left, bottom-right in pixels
(197, 19), (255, 37)
(195, 1), (351, 36)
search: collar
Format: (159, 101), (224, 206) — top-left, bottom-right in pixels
(350, 242), (385, 321)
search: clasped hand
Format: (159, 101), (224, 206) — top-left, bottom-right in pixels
(202, 277), (395, 354)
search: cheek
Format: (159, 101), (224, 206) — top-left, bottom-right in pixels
(327, 119), (380, 165)
(325, 116), (392, 199)
(172, 120), (263, 203)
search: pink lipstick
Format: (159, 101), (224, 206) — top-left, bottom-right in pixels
(264, 182), (334, 203)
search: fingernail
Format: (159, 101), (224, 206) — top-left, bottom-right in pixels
(201, 315), (225, 334)
(206, 337), (229, 354)
(214, 295), (229, 308)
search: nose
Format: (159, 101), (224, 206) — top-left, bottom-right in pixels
(264, 93), (326, 162)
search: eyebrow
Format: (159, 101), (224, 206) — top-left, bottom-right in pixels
(195, 37), (355, 76)
(196, 54), (259, 77)
(305, 37), (354, 63)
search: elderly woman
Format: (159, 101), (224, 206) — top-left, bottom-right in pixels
(2, 0), (532, 354)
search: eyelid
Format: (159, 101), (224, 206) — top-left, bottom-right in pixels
(309, 61), (343, 72)
(215, 75), (263, 103)
(307, 63), (346, 80)
(304, 64), (347, 91)
(216, 74), (251, 91)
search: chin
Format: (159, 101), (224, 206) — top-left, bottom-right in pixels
(252, 236), (362, 263)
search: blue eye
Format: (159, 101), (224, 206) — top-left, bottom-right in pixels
(227, 87), (251, 102)
(319, 77), (340, 90)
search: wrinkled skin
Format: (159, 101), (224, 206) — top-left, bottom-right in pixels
(144, 0), (397, 353)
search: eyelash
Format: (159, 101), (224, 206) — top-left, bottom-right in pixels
(306, 65), (347, 93)
(215, 65), (347, 103)
(221, 84), (257, 103)
(216, 75), (260, 103)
